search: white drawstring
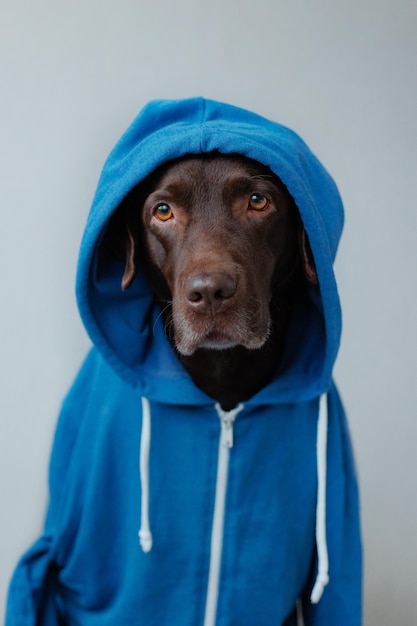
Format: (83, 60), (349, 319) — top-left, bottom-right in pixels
(138, 396), (153, 552)
(310, 393), (330, 603)
(137, 393), (330, 599)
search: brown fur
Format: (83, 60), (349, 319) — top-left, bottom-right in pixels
(117, 153), (316, 410)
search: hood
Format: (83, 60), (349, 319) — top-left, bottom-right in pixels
(76, 97), (344, 405)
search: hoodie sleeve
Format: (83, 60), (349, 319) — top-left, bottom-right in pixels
(5, 350), (99, 626)
(5, 536), (65, 626)
(303, 385), (363, 625)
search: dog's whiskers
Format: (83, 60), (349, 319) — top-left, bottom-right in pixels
(163, 310), (176, 344)
(152, 302), (173, 337)
(249, 174), (273, 180)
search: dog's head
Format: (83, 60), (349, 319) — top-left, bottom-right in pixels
(117, 153), (317, 356)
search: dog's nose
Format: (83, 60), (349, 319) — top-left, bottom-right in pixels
(184, 272), (237, 314)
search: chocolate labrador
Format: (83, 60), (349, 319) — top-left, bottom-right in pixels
(116, 152), (316, 410)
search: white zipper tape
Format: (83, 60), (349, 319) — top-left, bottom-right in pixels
(203, 404), (244, 626)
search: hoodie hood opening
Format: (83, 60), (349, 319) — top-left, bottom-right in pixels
(76, 98), (343, 405)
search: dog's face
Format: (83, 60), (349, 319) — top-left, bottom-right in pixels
(122, 153), (316, 357)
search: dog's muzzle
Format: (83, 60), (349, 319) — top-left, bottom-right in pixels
(171, 271), (271, 356)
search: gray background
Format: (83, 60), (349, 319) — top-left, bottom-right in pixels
(1, 0), (416, 623)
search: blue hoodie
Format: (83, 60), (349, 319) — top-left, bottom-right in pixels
(6, 98), (362, 625)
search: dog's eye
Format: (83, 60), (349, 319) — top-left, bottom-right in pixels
(154, 203), (173, 221)
(248, 193), (269, 211)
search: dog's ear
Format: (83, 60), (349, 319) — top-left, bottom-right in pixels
(121, 204), (137, 291)
(121, 225), (136, 290)
(103, 192), (139, 291)
(298, 219), (318, 285)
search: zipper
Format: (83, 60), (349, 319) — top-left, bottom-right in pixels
(203, 403), (244, 626)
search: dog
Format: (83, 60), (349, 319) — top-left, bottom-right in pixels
(6, 99), (362, 625)
(116, 152), (317, 410)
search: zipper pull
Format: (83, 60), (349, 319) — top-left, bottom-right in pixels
(221, 415), (235, 448)
(215, 403), (244, 449)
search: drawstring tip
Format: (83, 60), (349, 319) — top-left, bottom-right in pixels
(139, 529), (153, 553)
(310, 573), (329, 604)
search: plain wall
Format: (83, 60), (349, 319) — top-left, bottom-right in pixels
(1, 0), (416, 623)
